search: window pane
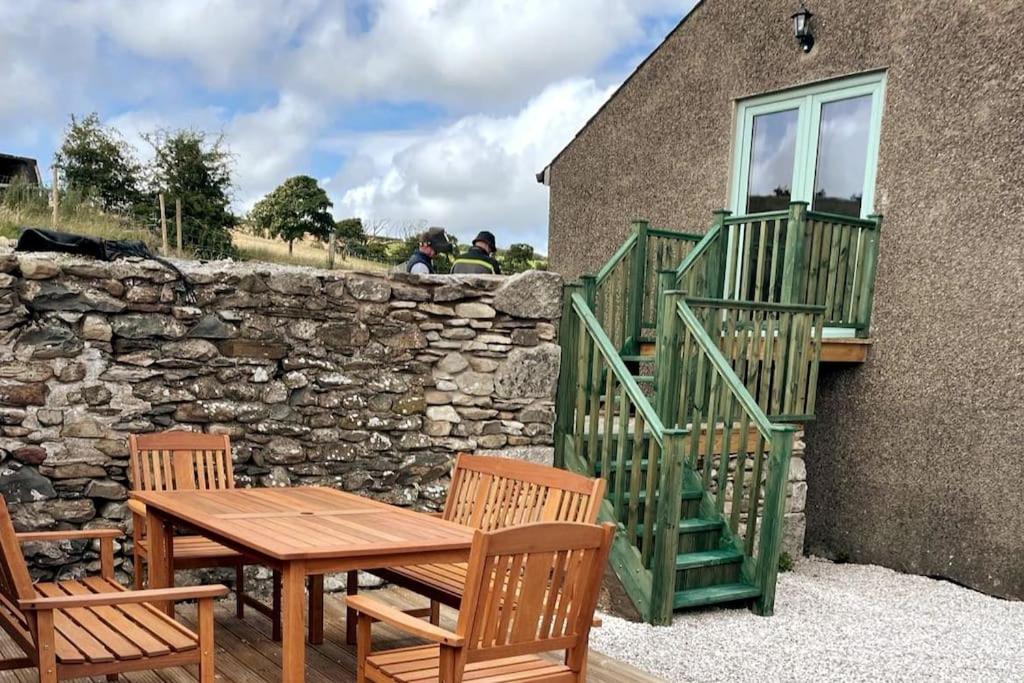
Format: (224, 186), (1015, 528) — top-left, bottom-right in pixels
(812, 95), (872, 216)
(746, 109), (799, 213)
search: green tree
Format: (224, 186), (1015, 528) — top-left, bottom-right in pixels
(250, 176), (334, 255)
(335, 217), (368, 258)
(54, 113), (144, 214)
(144, 129), (237, 258)
(498, 243), (535, 274)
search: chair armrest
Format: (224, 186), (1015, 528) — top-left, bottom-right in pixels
(17, 528), (123, 543)
(347, 594), (463, 646)
(128, 499), (147, 517)
(20, 584), (229, 611)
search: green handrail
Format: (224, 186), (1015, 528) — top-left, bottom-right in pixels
(595, 230), (638, 285)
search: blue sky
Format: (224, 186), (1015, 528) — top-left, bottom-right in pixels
(1, 1), (696, 251)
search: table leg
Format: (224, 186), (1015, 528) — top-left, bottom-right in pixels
(280, 562), (307, 683)
(146, 508), (175, 617)
(308, 575), (324, 645)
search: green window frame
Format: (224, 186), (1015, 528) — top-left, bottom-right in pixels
(730, 71), (887, 218)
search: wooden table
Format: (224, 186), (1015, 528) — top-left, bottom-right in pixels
(133, 487), (474, 683)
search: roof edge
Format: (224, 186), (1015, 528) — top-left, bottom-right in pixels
(535, 1), (706, 184)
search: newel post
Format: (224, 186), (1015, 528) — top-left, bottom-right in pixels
(857, 214), (883, 337)
(554, 281), (583, 469)
(781, 202), (809, 305)
(627, 220), (650, 353)
(708, 209), (732, 299)
(654, 273), (682, 425)
(753, 426), (796, 616)
(649, 428), (688, 625)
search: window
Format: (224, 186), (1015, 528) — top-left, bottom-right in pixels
(731, 72), (886, 218)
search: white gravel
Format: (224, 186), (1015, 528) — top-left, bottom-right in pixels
(590, 557), (1024, 682)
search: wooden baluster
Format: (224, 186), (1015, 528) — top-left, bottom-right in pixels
(729, 413), (752, 534)
(600, 368), (616, 482)
(754, 427), (796, 616)
(572, 315), (591, 466)
(745, 435), (767, 557)
(612, 385), (630, 523)
(554, 282), (582, 468)
(626, 414), (645, 546)
(585, 347), (603, 475)
(649, 429), (686, 625)
(640, 435), (659, 569)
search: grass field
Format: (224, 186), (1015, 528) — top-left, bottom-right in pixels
(230, 230), (392, 271)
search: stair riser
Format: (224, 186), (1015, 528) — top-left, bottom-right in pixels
(612, 498), (702, 527)
(675, 561), (743, 592)
(636, 527), (722, 555)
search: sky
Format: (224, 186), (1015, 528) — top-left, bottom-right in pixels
(0, 0), (697, 251)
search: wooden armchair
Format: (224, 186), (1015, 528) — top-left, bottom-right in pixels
(130, 431), (324, 642)
(349, 521), (615, 683)
(0, 496), (226, 682)
(348, 454), (605, 644)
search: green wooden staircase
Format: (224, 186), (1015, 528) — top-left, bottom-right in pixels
(554, 203), (882, 624)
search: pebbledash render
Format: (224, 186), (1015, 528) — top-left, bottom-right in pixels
(540, 0), (1024, 600)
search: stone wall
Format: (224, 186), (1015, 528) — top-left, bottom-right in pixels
(0, 248), (562, 582)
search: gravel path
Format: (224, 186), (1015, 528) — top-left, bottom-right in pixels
(590, 557), (1024, 682)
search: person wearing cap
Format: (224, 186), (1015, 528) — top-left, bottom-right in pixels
(404, 227), (453, 274)
(451, 230), (501, 275)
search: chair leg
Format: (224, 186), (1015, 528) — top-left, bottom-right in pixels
(106, 675), (118, 681)
(272, 569), (282, 642)
(429, 599), (441, 625)
(198, 597), (216, 683)
(346, 570), (359, 646)
(356, 613), (372, 683)
(235, 563), (245, 619)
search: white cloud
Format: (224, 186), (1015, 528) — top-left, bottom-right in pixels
(334, 78), (617, 249)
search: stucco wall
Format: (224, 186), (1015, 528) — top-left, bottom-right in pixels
(547, 0), (1024, 598)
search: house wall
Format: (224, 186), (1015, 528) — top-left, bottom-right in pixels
(0, 249), (562, 581)
(547, 0), (1024, 598)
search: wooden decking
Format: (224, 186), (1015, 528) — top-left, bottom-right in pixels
(0, 587), (664, 683)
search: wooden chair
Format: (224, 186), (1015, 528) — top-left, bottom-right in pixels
(130, 431), (324, 641)
(348, 454), (605, 644)
(0, 496), (227, 682)
(349, 521), (615, 683)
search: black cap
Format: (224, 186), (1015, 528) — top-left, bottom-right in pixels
(422, 226), (453, 254)
(473, 230), (496, 253)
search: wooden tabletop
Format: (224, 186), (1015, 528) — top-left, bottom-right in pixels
(132, 487), (474, 562)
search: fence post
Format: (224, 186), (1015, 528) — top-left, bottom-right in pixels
(753, 426), (795, 616)
(554, 281), (583, 470)
(707, 210), (731, 299)
(159, 193), (169, 255)
(649, 428), (687, 624)
(50, 167), (59, 228)
(626, 220), (649, 353)
(857, 214), (883, 337)
(780, 202), (809, 304)
(654, 273), (681, 424)
(328, 232), (337, 269)
(175, 199), (183, 256)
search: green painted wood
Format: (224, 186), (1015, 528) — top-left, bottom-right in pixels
(627, 220), (649, 355)
(753, 428), (794, 616)
(595, 231), (638, 285)
(675, 548), (744, 570)
(649, 430), (688, 624)
(553, 282), (582, 469)
(673, 582), (760, 609)
(857, 215), (882, 338)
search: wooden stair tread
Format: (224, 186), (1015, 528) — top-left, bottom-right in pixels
(675, 548), (744, 570)
(620, 354), (655, 363)
(673, 582), (761, 609)
(618, 489), (703, 502)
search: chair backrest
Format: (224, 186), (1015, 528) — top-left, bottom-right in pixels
(443, 454), (606, 530)
(129, 431), (234, 492)
(0, 497), (38, 657)
(456, 522), (615, 671)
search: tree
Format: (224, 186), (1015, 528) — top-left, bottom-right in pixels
(54, 113), (144, 214)
(249, 176), (334, 255)
(499, 243), (535, 274)
(144, 129), (237, 258)
(335, 217), (368, 259)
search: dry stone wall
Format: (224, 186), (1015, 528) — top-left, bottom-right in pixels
(0, 247), (562, 581)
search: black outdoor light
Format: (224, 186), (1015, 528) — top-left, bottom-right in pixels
(791, 3), (815, 53)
